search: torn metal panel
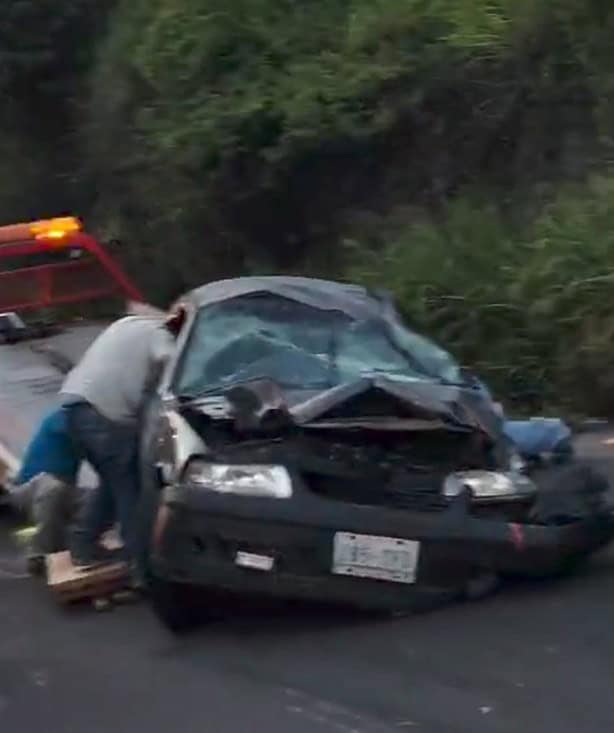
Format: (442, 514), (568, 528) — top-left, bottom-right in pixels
(219, 376), (502, 444)
(225, 379), (293, 433)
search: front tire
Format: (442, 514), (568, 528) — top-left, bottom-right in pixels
(464, 570), (501, 601)
(147, 573), (206, 633)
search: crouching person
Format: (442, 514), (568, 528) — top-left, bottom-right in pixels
(7, 405), (80, 573)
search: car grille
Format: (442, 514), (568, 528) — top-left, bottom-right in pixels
(303, 472), (449, 512)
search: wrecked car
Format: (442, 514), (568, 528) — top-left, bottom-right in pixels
(136, 277), (614, 631)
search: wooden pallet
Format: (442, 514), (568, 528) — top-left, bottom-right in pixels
(46, 551), (133, 607)
(45, 528), (138, 609)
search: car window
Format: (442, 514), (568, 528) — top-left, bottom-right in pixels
(390, 322), (462, 386)
(174, 293), (462, 397)
(335, 321), (421, 378)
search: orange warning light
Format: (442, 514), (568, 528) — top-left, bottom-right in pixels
(0, 216), (82, 246)
(30, 216), (82, 242)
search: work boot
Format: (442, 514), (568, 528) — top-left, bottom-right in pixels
(70, 544), (126, 571)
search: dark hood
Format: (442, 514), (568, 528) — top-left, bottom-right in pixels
(190, 376), (503, 443)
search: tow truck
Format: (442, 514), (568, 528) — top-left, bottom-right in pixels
(0, 215), (150, 488)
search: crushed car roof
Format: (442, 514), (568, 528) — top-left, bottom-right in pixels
(187, 276), (392, 320)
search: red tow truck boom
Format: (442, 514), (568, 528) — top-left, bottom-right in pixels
(0, 216), (144, 312)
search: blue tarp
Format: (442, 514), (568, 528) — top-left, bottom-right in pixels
(503, 418), (572, 460)
(474, 379), (572, 460)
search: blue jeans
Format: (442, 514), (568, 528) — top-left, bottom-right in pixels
(64, 402), (140, 560)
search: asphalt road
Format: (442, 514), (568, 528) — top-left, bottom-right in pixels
(2, 432), (614, 733)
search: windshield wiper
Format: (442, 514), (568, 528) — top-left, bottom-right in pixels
(176, 386), (225, 402)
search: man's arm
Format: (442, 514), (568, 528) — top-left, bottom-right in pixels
(145, 326), (175, 395)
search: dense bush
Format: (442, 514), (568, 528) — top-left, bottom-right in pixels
(2, 0), (614, 412)
(84, 0), (614, 293)
(347, 175), (614, 416)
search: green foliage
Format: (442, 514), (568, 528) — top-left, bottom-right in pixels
(93, 0), (517, 178)
(347, 174), (614, 416)
(84, 0), (614, 280)
(3, 0), (614, 411)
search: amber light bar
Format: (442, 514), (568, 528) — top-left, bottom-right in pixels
(0, 216), (82, 246)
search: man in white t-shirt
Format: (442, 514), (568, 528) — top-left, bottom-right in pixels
(61, 308), (185, 568)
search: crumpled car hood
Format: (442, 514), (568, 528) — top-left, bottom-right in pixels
(173, 376), (508, 510)
(183, 376), (504, 443)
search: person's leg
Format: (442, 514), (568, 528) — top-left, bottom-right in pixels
(109, 428), (140, 559)
(31, 474), (76, 555)
(6, 475), (38, 518)
(64, 402), (139, 562)
(70, 482), (116, 563)
(65, 404), (116, 561)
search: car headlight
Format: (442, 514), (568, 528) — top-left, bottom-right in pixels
(443, 470), (536, 502)
(183, 460), (293, 499)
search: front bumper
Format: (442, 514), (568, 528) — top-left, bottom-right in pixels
(150, 481), (614, 611)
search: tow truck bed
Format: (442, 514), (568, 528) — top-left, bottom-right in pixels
(0, 213), (154, 484)
(0, 322), (107, 483)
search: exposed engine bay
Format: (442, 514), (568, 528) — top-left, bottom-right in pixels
(175, 376), (612, 528)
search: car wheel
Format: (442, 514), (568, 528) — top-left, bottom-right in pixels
(147, 573), (206, 634)
(464, 570), (501, 601)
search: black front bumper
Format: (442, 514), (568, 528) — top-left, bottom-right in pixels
(150, 482), (614, 611)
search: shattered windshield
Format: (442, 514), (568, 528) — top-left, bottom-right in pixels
(174, 294), (463, 397)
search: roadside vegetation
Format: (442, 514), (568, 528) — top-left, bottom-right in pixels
(2, 0), (614, 414)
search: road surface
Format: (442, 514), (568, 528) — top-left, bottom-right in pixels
(1, 431), (614, 733)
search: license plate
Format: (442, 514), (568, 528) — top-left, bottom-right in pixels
(235, 551), (274, 572)
(332, 532), (420, 584)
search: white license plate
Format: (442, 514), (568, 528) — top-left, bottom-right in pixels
(332, 532), (420, 584)
(235, 551), (274, 572)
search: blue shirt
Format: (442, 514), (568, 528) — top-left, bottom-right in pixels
(15, 407), (80, 485)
